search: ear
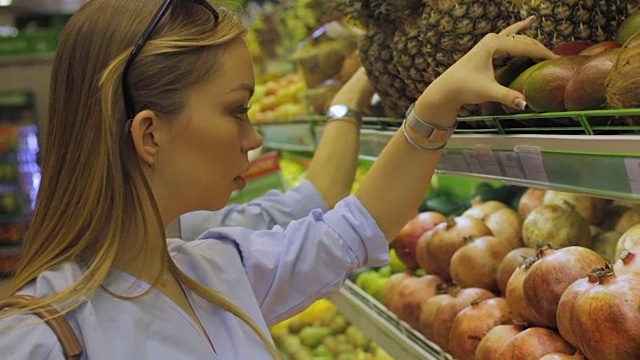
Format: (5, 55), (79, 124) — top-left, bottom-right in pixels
(130, 110), (159, 168)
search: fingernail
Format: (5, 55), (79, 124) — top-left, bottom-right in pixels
(528, 15), (536, 21)
(514, 98), (527, 110)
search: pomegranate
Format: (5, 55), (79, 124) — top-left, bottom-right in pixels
(418, 291), (450, 340)
(615, 224), (640, 259)
(485, 207), (524, 248)
(448, 297), (512, 360)
(556, 268), (601, 348)
(505, 256), (546, 326)
(572, 265), (640, 359)
(394, 275), (446, 330)
(496, 247), (537, 295)
(450, 236), (514, 293)
(392, 211), (446, 270)
(539, 351), (586, 360)
(600, 204), (640, 232)
(416, 216), (492, 280)
(613, 207), (640, 233)
(475, 324), (525, 360)
(381, 272), (411, 311)
(462, 200), (508, 220)
(424, 286), (495, 352)
(497, 327), (575, 360)
(543, 190), (610, 225)
(518, 188), (546, 218)
(591, 230), (622, 263)
(523, 246), (606, 328)
(522, 204), (591, 249)
(614, 247), (640, 275)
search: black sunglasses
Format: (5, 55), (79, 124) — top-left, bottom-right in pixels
(122, 0), (220, 121)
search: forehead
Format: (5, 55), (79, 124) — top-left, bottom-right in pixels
(198, 38), (254, 95)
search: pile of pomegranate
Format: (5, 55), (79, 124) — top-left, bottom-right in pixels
(381, 188), (640, 359)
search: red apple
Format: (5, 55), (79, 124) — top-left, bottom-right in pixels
(393, 211), (447, 270)
(578, 41), (621, 56)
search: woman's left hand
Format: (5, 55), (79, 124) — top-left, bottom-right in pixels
(416, 17), (558, 115)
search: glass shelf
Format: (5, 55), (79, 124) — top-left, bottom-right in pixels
(258, 109), (640, 201)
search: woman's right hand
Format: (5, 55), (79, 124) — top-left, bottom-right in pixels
(413, 17), (558, 125)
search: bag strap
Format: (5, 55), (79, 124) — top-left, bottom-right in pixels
(0, 294), (83, 360)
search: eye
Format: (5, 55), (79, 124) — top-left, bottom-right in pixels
(234, 105), (251, 118)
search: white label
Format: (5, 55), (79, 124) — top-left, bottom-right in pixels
(499, 152), (525, 179)
(463, 150), (484, 174)
(516, 146), (549, 183)
(439, 151), (470, 172)
(624, 158), (640, 195)
(475, 145), (503, 177)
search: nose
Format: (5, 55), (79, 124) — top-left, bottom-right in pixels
(242, 124), (263, 153)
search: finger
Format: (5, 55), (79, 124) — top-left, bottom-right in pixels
(491, 33), (558, 60)
(487, 84), (528, 111)
(498, 16), (536, 37)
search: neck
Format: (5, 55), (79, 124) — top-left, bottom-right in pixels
(111, 192), (170, 286)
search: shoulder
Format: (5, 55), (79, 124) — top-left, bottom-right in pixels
(0, 312), (65, 359)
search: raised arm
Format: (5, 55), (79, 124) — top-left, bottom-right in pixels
(354, 18), (557, 240)
(305, 67), (374, 208)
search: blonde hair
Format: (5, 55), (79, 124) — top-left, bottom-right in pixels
(0, 0), (279, 358)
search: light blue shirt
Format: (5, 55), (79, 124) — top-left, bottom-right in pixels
(180, 180), (331, 240)
(0, 185), (389, 359)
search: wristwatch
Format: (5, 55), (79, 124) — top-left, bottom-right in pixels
(405, 102), (457, 143)
(327, 104), (363, 125)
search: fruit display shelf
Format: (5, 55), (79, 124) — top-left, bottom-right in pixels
(329, 280), (453, 360)
(257, 108), (640, 201)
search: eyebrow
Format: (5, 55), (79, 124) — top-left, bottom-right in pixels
(230, 83), (254, 97)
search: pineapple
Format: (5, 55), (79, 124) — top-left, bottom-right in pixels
(518, 0), (621, 48)
(617, 0), (640, 20)
(404, 0), (519, 117)
(419, 0), (520, 82)
(360, 25), (414, 117)
(332, 0), (424, 117)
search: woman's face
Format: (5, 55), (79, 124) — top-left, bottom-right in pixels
(155, 38), (262, 215)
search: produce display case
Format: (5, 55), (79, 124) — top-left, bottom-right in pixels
(257, 108), (640, 359)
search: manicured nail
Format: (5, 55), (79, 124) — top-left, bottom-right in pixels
(515, 98), (527, 110)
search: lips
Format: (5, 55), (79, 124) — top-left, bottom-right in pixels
(233, 176), (246, 190)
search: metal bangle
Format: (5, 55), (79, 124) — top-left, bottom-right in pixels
(401, 119), (447, 152)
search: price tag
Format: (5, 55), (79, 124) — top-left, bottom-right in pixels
(624, 158), (640, 195)
(439, 151), (470, 172)
(475, 145), (503, 176)
(499, 152), (525, 179)
(516, 146), (549, 183)
(463, 150), (483, 174)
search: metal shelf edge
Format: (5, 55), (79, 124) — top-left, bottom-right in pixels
(330, 281), (453, 360)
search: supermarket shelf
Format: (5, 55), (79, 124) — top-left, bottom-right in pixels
(258, 109), (640, 201)
(330, 281), (453, 360)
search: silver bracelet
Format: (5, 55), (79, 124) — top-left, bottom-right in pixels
(401, 119), (447, 151)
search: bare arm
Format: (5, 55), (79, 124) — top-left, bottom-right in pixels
(354, 18), (557, 240)
(305, 68), (374, 208)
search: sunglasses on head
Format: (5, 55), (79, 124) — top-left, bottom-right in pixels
(122, 0), (220, 121)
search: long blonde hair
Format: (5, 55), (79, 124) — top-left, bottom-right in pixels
(0, 0), (279, 357)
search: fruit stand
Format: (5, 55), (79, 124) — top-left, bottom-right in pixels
(259, 106), (640, 359)
(246, 0), (640, 358)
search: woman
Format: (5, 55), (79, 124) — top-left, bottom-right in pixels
(177, 68), (373, 240)
(0, 0), (552, 358)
